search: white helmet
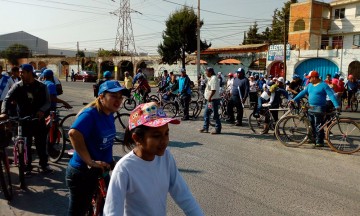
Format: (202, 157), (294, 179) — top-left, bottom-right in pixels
(277, 77), (285, 83)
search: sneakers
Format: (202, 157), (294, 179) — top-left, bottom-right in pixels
(315, 143), (325, 147)
(199, 128), (208, 133)
(40, 165), (54, 174)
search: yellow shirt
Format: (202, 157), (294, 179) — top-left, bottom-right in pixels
(124, 76), (133, 89)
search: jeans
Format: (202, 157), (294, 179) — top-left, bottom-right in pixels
(65, 165), (99, 216)
(308, 111), (326, 144)
(180, 94), (191, 119)
(203, 99), (221, 132)
(227, 95), (243, 123)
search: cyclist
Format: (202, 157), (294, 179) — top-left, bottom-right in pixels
(159, 74), (178, 101)
(134, 75), (151, 103)
(290, 71), (340, 147)
(94, 71), (112, 97)
(103, 102), (204, 216)
(65, 80), (127, 215)
(344, 74), (358, 110)
(0, 64), (52, 174)
(287, 74), (302, 99)
(42, 69), (72, 112)
(158, 70), (171, 90)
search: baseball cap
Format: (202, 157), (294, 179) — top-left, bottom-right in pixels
(43, 69), (54, 77)
(98, 80), (125, 96)
(305, 71), (319, 79)
(292, 74), (300, 79)
(268, 74), (273, 78)
(333, 73), (340, 78)
(228, 73), (233, 77)
(128, 102), (180, 130)
(103, 71), (112, 78)
(217, 71), (222, 75)
(236, 68), (245, 73)
(20, 64), (34, 72)
(277, 77), (284, 83)
(180, 68), (186, 73)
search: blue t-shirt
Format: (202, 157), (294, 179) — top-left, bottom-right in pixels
(69, 107), (115, 169)
(44, 80), (57, 109)
(294, 81), (340, 108)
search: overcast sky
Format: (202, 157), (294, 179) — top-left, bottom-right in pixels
(0, 0), (332, 54)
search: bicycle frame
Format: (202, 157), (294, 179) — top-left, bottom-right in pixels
(47, 110), (61, 144)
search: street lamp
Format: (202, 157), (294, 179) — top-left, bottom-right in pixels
(76, 54), (80, 72)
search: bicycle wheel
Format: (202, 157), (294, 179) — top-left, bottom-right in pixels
(275, 115), (310, 147)
(189, 101), (199, 118)
(0, 150), (12, 201)
(162, 102), (178, 118)
(149, 95), (160, 103)
(60, 113), (77, 143)
(47, 126), (65, 163)
(114, 113), (130, 143)
(17, 141), (26, 190)
(326, 119), (360, 154)
(350, 98), (358, 112)
(191, 90), (200, 101)
(123, 98), (136, 111)
(248, 112), (267, 134)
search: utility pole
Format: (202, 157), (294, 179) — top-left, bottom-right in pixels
(283, 19), (287, 80)
(76, 41), (80, 72)
(196, 0), (201, 78)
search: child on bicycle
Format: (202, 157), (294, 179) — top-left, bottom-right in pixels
(103, 102), (204, 216)
(134, 75), (151, 103)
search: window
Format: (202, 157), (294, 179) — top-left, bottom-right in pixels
(294, 19), (305, 31)
(356, 5), (360, 17)
(354, 35), (360, 46)
(332, 36), (343, 49)
(335, 8), (345, 19)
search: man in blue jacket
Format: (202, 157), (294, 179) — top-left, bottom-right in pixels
(178, 68), (192, 120)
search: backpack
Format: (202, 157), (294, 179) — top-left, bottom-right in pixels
(56, 83), (63, 95)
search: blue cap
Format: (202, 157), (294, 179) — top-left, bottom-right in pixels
(333, 73), (340, 78)
(103, 71), (112, 78)
(293, 74), (300, 79)
(40, 67), (47, 73)
(20, 64), (34, 72)
(43, 69), (54, 77)
(98, 80), (125, 96)
(180, 68), (186, 73)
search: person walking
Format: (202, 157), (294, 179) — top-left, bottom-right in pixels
(123, 71), (133, 89)
(65, 69), (69, 82)
(0, 65), (14, 108)
(226, 68), (249, 126)
(71, 69), (75, 82)
(103, 102), (204, 216)
(178, 68), (192, 120)
(0, 64), (52, 174)
(199, 67), (221, 134)
(344, 75), (358, 110)
(291, 71), (340, 147)
(65, 80), (127, 215)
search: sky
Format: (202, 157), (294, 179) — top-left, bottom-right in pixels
(0, 0), (333, 55)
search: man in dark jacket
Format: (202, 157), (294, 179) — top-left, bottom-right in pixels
(178, 68), (192, 120)
(0, 64), (52, 175)
(226, 68), (249, 126)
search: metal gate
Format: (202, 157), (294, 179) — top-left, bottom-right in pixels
(294, 58), (339, 80)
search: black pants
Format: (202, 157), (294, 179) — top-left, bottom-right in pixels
(23, 119), (48, 169)
(180, 94), (191, 119)
(227, 95), (243, 123)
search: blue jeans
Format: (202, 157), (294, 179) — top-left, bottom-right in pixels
(308, 111), (326, 144)
(203, 99), (221, 132)
(65, 165), (99, 216)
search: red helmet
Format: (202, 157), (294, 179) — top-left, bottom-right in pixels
(228, 73), (233, 77)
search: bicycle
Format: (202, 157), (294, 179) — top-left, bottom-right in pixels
(248, 104), (291, 134)
(276, 105), (360, 154)
(87, 167), (110, 216)
(0, 120), (13, 201)
(343, 91), (358, 112)
(123, 90), (156, 111)
(162, 94), (199, 119)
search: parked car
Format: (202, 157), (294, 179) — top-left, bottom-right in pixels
(74, 71), (98, 82)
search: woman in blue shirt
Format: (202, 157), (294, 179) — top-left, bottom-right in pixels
(65, 80), (126, 216)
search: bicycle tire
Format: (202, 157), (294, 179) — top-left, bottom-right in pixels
(162, 102), (178, 118)
(326, 119), (360, 154)
(149, 95), (160, 103)
(47, 126), (65, 163)
(0, 150), (12, 201)
(60, 113), (77, 143)
(123, 98), (136, 111)
(248, 112), (267, 134)
(189, 101), (199, 118)
(114, 113), (130, 143)
(191, 90), (200, 101)
(17, 141), (26, 190)
(351, 98), (358, 112)
(275, 115), (310, 147)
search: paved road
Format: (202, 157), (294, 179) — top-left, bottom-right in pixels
(1, 80), (360, 216)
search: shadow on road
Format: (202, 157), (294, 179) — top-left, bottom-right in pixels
(169, 141), (203, 148)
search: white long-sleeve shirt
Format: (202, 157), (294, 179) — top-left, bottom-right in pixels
(103, 149), (204, 216)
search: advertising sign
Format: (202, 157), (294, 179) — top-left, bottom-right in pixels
(268, 44), (291, 61)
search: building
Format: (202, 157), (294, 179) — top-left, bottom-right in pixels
(0, 31), (48, 55)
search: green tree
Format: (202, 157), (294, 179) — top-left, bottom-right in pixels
(243, 22), (263, 44)
(97, 48), (120, 57)
(158, 6), (211, 69)
(1, 44), (31, 65)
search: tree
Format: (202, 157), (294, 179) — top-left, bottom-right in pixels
(243, 22), (263, 44)
(0, 44), (31, 65)
(158, 6), (211, 69)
